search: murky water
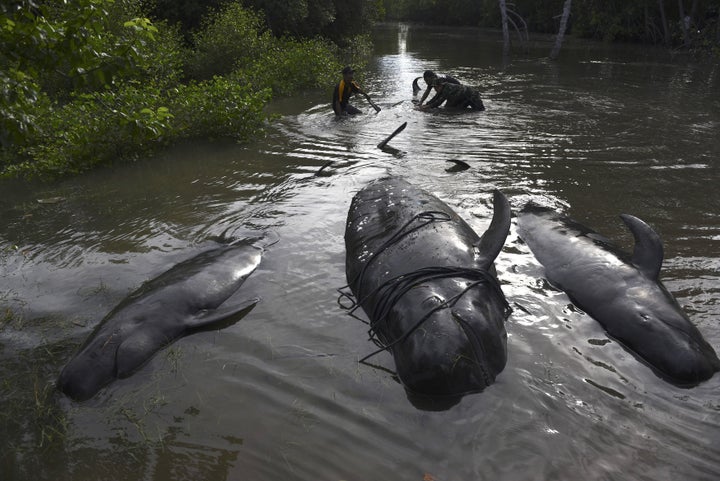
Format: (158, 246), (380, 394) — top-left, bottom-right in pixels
(2, 24), (719, 481)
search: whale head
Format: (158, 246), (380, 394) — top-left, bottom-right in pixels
(386, 277), (510, 398)
(57, 335), (122, 402)
(612, 283), (720, 386)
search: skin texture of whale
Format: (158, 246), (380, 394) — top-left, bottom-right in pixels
(343, 177), (512, 401)
(516, 205), (720, 386)
(57, 240), (264, 401)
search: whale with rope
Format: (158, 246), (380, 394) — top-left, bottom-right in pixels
(342, 177), (512, 402)
(517, 204), (720, 386)
(58, 236), (268, 401)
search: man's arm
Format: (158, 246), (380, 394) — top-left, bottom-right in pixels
(352, 81), (365, 96)
(419, 85), (433, 105)
(424, 88), (447, 108)
(424, 89), (443, 107)
(354, 83), (381, 113)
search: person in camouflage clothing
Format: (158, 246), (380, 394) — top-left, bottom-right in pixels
(417, 70), (461, 106)
(420, 79), (485, 111)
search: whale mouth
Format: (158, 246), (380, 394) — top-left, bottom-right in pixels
(451, 309), (493, 387)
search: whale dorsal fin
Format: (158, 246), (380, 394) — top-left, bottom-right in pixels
(475, 190), (511, 269)
(620, 214), (664, 279)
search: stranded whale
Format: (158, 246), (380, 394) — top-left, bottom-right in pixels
(342, 177), (512, 401)
(517, 205), (719, 386)
(58, 238), (266, 401)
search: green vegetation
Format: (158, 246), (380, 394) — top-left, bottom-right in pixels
(152, 0), (383, 45)
(0, 0), (373, 179)
(0, 339), (70, 464)
(3, 0), (716, 179)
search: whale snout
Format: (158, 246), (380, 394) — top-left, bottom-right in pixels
(656, 342), (720, 387)
(58, 365), (97, 402)
(392, 302), (508, 397)
(625, 300), (720, 386)
(57, 354), (115, 402)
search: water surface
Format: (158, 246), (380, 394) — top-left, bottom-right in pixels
(2, 24), (719, 481)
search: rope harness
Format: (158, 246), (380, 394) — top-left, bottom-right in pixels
(338, 210), (511, 363)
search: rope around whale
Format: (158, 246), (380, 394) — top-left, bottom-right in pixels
(338, 211), (512, 363)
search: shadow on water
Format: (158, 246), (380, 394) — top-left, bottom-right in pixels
(1, 23), (720, 481)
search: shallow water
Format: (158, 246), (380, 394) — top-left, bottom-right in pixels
(1, 24), (719, 481)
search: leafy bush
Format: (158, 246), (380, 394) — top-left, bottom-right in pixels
(5, 82), (173, 177)
(243, 0), (336, 37)
(187, 1), (347, 94)
(0, 69), (52, 150)
(186, 3), (271, 79)
(170, 77), (271, 142)
(0, 0), (359, 179)
(2, 79), (271, 178)
(244, 36), (342, 95)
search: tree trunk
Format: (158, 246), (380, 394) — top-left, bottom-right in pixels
(678, 0), (691, 47)
(550, 0), (572, 59)
(499, 0), (510, 57)
(658, 0), (670, 45)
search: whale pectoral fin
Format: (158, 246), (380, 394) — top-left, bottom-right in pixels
(475, 190), (512, 269)
(620, 214), (664, 279)
(114, 298), (260, 378)
(186, 296), (260, 332)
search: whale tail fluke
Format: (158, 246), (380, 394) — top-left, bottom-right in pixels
(412, 77), (423, 94)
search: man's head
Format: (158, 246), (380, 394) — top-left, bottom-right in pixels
(423, 70), (437, 85)
(342, 66), (354, 81)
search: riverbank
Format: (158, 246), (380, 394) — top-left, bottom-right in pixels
(0, 1), (369, 181)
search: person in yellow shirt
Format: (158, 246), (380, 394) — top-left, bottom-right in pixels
(332, 66), (378, 115)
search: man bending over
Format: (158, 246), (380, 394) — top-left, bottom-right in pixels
(420, 79), (485, 111)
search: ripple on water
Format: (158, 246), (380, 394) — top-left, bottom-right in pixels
(2, 24), (720, 481)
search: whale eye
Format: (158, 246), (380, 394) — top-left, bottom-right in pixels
(422, 295), (445, 308)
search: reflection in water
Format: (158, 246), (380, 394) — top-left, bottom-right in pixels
(398, 23), (409, 55)
(1, 23), (719, 481)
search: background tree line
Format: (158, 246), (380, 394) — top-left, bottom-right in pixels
(384, 0), (720, 52)
(152, 0), (383, 45)
(1, 0), (380, 179)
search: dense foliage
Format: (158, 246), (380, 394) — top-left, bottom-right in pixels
(7, 0), (714, 179)
(385, 0), (720, 53)
(0, 0), (362, 179)
(151, 0), (383, 45)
